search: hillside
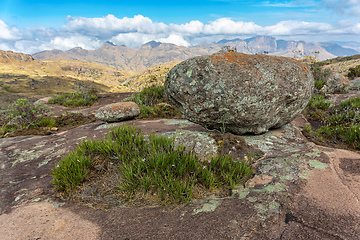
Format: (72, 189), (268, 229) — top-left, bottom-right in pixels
(32, 36), (359, 71)
(118, 60), (181, 92)
(33, 41), (219, 72)
(0, 50), (183, 108)
(0, 50), (138, 108)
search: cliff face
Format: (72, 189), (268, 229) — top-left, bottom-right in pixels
(0, 50), (36, 64)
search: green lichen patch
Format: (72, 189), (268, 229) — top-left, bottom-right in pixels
(193, 198), (222, 215)
(309, 160), (328, 169)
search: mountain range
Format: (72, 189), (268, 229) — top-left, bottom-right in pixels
(32, 36), (360, 72)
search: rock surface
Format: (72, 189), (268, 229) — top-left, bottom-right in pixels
(320, 72), (348, 94)
(94, 101), (140, 122)
(1, 92), (360, 239)
(165, 51), (314, 134)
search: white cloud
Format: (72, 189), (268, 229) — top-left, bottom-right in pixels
(0, 14), (359, 54)
(110, 32), (159, 48)
(0, 20), (20, 40)
(264, 20), (333, 35)
(157, 34), (190, 47)
(203, 18), (262, 35)
(64, 14), (168, 38)
(320, 0), (360, 16)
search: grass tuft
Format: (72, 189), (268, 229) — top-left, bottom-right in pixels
(51, 125), (253, 205)
(304, 95), (360, 150)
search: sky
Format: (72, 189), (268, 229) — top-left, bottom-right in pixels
(0, 0), (360, 54)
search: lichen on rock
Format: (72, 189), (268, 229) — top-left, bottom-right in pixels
(165, 51), (314, 135)
(95, 101), (140, 122)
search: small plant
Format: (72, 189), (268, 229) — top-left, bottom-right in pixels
(310, 65), (331, 91)
(347, 65), (360, 79)
(48, 84), (98, 107)
(305, 96), (360, 150)
(51, 125), (253, 205)
(307, 94), (330, 110)
(304, 124), (312, 133)
(125, 84), (165, 106)
(0, 98), (53, 130)
(124, 85), (181, 119)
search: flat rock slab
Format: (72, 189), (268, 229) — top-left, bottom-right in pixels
(1, 116), (360, 239)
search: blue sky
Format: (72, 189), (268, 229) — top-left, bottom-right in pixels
(0, 0), (360, 53)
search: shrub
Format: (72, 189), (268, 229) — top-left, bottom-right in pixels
(51, 125), (253, 205)
(125, 84), (165, 106)
(310, 65), (330, 91)
(124, 85), (181, 118)
(348, 65), (360, 79)
(48, 84), (98, 107)
(0, 98), (53, 129)
(307, 94), (330, 110)
(309, 97), (360, 150)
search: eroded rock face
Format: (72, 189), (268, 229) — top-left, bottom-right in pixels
(165, 52), (314, 134)
(95, 102), (140, 122)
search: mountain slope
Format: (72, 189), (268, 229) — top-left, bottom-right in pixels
(33, 36), (359, 71)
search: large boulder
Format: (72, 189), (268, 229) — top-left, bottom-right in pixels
(95, 102), (140, 122)
(165, 52), (314, 135)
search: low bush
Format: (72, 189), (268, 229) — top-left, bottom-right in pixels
(0, 98), (53, 130)
(348, 65), (360, 79)
(124, 85), (181, 118)
(310, 65), (331, 91)
(51, 125), (253, 205)
(307, 94), (331, 110)
(304, 95), (360, 150)
(125, 84), (165, 106)
(48, 85), (98, 107)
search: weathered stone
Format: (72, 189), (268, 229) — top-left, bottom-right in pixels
(165, 51), (314, 134)
(95, 102), (140, 122)
(320, 72), (348, 94)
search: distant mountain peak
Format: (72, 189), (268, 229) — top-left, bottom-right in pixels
(105, 41), (116, 46)
(31, 36), (360, 72)
(142, 41), (162, 48)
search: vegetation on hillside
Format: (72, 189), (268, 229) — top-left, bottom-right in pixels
(347, 65), (360, 79)
(48, 84), (98, 107)
(124, 84), (181, 119)
(310, 65), (331, 91)
(303, 94), (360, 150)
(0, 98), (54, 137)
(0, 98), (95, 138)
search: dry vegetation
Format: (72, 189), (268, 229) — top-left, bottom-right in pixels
(0, 50), (180, 108)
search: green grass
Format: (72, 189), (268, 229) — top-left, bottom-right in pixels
(304, 95), (360, 150)
(124, 85), (182, 119)
(48, 85), (98, 107)
(125, 84), (165, 106)
(310, 65), (330, 91)
(307, 94), (331, 110)
(51, 125), (253, 205)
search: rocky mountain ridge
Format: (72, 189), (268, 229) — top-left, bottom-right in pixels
(32, 36), (359, 71)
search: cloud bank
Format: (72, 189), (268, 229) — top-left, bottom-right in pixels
(0, 14), (359, 54)
(321, 0), (360, 16)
